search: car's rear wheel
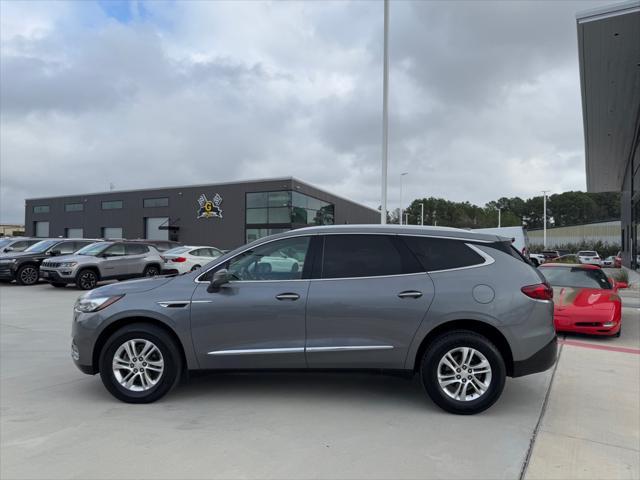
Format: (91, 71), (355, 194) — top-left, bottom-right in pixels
(51, 282), (67, 288)
(76, 269), (98, 290)
(420, 330), (506, 415)
(143, 265), (160, 277)
(190, 265), (201, 272)
(16, 265), (39, 285)
(99, 324), (182, 403)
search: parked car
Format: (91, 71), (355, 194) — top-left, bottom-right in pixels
(129, 239), (182, 252)
(40, 241), (165, 290)
(602, 256), (616, 267)
(0, 237), (40, 256)
(539, 263), (626, 337)
(0, 239), (97, 285)
(541, 250), (561, 262)
(528, 253), (545, 267)
(71, 225), (557, 414)
(576, 250), (601, 266)
(161, 246), (224, 274)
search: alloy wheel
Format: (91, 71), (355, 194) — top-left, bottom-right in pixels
(19, 266), (38, 285)
(78, 271), (97, 289)
(437, 347), (492, 401)
(112, 339), (164, 392)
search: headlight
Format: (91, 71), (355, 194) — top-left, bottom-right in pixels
(74, 295), (124, 313)
(59, 262), (77, 267)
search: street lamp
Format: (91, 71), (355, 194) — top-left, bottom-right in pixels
(399, 172), (408, 225)
(541, 190), (550, 248)
(380, 0), (390, 224)
(420, 202), (424, 226)
(498, 207), (501, 228)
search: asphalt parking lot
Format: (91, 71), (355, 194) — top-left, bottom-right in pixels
(1, 274), (638, 480)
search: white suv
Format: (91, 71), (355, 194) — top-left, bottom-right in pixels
(576, 250), (601, 266)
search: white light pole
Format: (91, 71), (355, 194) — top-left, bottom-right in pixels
(542, 190), (549, 248)
(380, 0), (390, 224)
(399, 172), (408, 225)
(498, 207), (501, 228)
(420, 203), (424, 226)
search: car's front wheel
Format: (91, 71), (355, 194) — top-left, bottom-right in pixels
(420, 330), (506, 415)
(16, 265), (39, 285)
(99, 324), (182, 403)
(76, 269), (98, 290)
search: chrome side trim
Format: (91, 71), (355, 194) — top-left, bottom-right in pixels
(207, 347), (304, 356)
(206, 345), (394, 355)
(427, 243), (495, 274)
(310, 272), (427, 282)
(306, 345), (394, 352)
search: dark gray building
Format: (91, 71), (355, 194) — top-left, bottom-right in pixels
(24, 177), (380, 249)
(577, 1), (640, 268)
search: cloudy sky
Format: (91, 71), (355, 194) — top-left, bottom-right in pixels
(1, 0), (601, 223)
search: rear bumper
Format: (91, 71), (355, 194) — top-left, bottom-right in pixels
(512, 336), (558, 377)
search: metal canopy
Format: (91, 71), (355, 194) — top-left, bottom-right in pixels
(577, 1), (640, 192)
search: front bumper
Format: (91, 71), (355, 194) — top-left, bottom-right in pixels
(40, 268), (74, 283)
(512, 336), (558, 377)
(0, 263), (16, 280)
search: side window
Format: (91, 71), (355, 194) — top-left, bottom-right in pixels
(125, 244), (148, 255)
(204, 236), (310, 282)
(11, 241), (28, 250)
(104, 244), (126, 256)
(56, 242), (77, 255)
(191, 248), (204, 257)
(401, 236), (485, 272)
(321, 234), (421, 279)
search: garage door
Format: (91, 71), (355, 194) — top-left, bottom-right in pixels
(65, 228), (83, 238)
(34, 221), (49, 237)
(102, 227), (123, 239)
(145, 217), (169, 241)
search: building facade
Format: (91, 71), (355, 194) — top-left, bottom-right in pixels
(528, 220), (621, 247)
(577, 1), (640, 268)
(24, 177), (380, 250)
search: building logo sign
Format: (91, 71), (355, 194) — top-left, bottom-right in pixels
(197, 193), (223, 219)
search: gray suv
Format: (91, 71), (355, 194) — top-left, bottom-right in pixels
(71, 225), (557, 414)
(41, 241), (164, 290)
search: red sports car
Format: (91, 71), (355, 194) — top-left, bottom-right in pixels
(539, 263), (627, 337)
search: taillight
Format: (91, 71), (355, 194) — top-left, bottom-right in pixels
(171, 257), (187, 263)
(521, 282), (553, 301)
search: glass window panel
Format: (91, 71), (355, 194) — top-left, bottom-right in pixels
(268, 191), (291, 207)
(65, 203), (83, 212)
(268, 207), (291, 223)
(292, 191), (308, 209)
(143, 197), (169, 208)
(246, 192), (268, 208)
(291, 206), (308, 224)
(102, 201), (123, 210)
(246, 228), (268, 243)
(246, 208), (268, 224)
(33, 205), (50, 213)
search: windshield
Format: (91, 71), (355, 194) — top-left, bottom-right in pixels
(164, 246), (191, 255)
(76, 242), (112, 256)
(24, 240), (58, 253)
(0, 239), (13, 248)
(542, 267), (612, 290)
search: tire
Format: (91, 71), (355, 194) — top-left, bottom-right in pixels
(531, 259), (539, 267)
(99, 323), (182, 403)
(51, 282), (67, 288)
(190, 265), (201, 272)
(143, 265), (160, 277)
(76, 269), (98, 290)
(615, 327), (621, 338)
(420, 330), (506, 415)
(16, 264), (39, 285)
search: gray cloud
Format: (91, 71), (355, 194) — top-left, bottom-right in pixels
(1, 0), (595, 224)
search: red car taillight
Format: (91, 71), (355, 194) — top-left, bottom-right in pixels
(521, 282), (553, 301)
(171, 257), (187, 263)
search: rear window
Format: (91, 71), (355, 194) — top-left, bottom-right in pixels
(578, 251), (597, 256)
(321, 234), (422, 279)
(541, 267), (612, 289)
(401, 236), (485, 272)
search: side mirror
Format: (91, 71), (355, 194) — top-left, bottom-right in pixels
(49, 249), (61, 256)
(3, 247), (13, 253)
(616, 281), (628, 290)
(207, 268), (232, 293)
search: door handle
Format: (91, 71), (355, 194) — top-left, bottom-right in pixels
(276, 293), (300, 301)
(397, 290), (423, 299)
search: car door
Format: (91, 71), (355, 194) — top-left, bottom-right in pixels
(305, 234), (435, 369)
(99, 243), (131, 278)
(190, 235), (314, 369)
(124, 244), (151, 276)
